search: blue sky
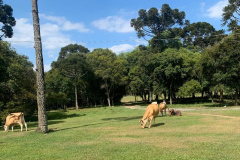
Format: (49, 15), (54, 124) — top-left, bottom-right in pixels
(4, 0), (229, 71)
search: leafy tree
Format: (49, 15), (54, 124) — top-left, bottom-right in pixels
(152, 48), (197, 104)
(0, 41), (36, 123)
(181, 22), (226, 50)
(87, 49), (127, 106)
(131, 4), (186, 39)
(127, 47), (156, 102)
(57, 44), (89, 61)
(222, 0), (240, 31)
(200, 34), (240, 105)
(59, 53), (89, 110)
(177, 80), (202, 98)
(0, 0), (16, 39)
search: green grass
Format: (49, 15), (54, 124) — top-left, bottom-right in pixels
(1, 104), (240, 160)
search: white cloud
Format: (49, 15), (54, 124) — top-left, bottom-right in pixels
(92, 16), (134, 33)
(62, 21), (90, 32)
(109, 44), (134, 54)
(206, 0), (228, 19)
(5, 18), (34, 48)
(40, 14), (90, 33)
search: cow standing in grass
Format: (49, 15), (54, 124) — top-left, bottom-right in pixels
(4, 112), (27, 132)
(139, 103), (159, 129)
(159, 101), (168, 116)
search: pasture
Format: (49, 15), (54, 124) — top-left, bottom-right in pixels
(1, 101), (240, 160)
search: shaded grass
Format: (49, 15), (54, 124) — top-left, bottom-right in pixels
(1, 106), (240, 159)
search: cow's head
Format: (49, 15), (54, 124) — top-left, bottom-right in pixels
(3, 125), (8, 132)
(139, 119), (147, 129)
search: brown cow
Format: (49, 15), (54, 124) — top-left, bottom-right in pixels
(139, 104), (159, 129)
(159, 101), (168, 116)
(4, 112), (27, 132)
(168, 109), (182, 116)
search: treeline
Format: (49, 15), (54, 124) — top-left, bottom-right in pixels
(0, 41), (36, 122)
(0, 3), (240, 121)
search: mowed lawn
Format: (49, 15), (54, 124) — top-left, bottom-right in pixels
(1, 104), (240, 160)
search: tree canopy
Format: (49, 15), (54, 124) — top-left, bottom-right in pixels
(0, 0), (16, 39)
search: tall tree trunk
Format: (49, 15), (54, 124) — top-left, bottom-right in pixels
(170, 84), (173, 105)
(107, 92), (111, 107)
(74, 76), (79, 110)
(32, 0), (48, 133)
(219, 89), (223, 103)
(234, 89), (239, 106)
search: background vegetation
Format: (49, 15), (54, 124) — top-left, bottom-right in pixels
(0, 1), (239, 124)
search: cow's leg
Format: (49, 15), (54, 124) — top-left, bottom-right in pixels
(164, 109), (166, 116)
(24, 122), (27, 131)
(160, 111), (163, 116)
(11, 126), (14, 132)
(20, 124), (23, 132)
(148, 117), (153, 128)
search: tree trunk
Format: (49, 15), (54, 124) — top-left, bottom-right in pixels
(234, 89), (239, 106)
(107, 93), (111, 107)
(219, 89), (223, 103)
(170, 84), (173, 105)
(74, 76), (79, 110)
(32, 0), (48, 133)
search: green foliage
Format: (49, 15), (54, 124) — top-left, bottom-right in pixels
(0, 41), (36, 122)
(222, 0), (240, 31)
(131, 4), (186, 38)
(200, 34), (240, 105)
(177, 79), (202, 97)
(181, 22), (226, 50)
(87, 48), (128, 106)
(0, 0), (16, 39)
(57, 44), (89, 61)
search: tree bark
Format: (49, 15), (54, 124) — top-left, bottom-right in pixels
(234, 89), (238, 106)
(219, 89), (223, 103)
(74, 75), (79, 110)
(32, 0), (48, 133)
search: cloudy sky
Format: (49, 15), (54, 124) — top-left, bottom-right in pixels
(4, 0), (229, 71)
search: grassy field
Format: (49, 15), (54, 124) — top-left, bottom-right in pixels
(1, 101), (240, 160)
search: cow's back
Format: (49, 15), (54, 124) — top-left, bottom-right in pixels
(159, 102), (167, 111)
(146, 104), (159, 118)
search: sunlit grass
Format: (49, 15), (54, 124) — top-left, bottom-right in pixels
(1, 103), (240, 159)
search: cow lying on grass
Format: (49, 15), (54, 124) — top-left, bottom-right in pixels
(159, 101), (168, 116)
(139, 103), (159, 129)
(168, 109), (182, 116)
(4, 112), (27, 132)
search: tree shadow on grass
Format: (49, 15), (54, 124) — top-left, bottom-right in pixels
(48, 122), (106, 133)
(102, 116), (142, 121)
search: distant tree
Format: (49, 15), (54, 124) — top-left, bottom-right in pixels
(57, 44), (89, 61)
(59, 53), (89, 110)
(131, 4), (186, 39)
(222, 0), (240, 31)
(0, 41), (36, 123)
(0, 0), (16, 39)
(32, 0), (48, 133)
(181, 22), (226, 50)
(152, 48), (198, 104)
(131, 4), (187, 52)
(177, 80), (202, 98)
(200, 34), (240, 105)
(87, 49), (127, 107)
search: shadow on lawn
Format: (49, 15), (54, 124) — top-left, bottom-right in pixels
(49, 122), (106, 133)
(102, 116), (142, 121)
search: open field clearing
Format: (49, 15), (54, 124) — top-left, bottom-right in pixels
(1, 104), (240, 160)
